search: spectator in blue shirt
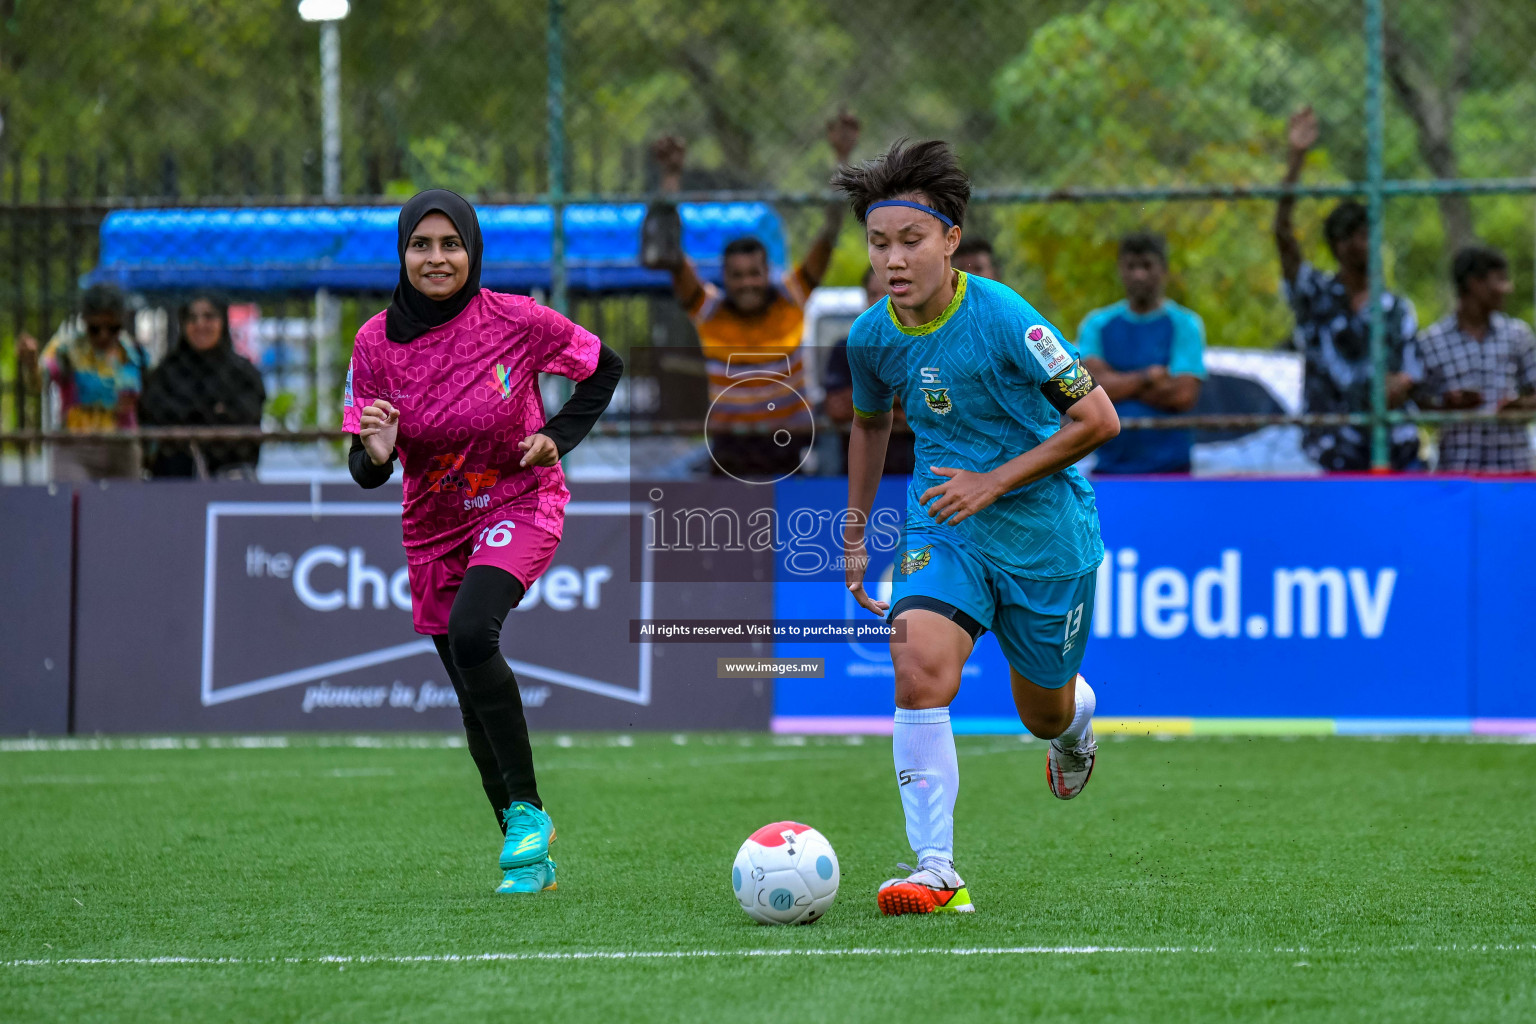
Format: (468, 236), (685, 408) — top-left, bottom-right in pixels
(1076, 231), (1206, 473)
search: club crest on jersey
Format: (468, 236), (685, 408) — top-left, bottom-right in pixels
(898, 545), (933, 576)
(489, 363), (514, 399)
(919, 387), (953, 415)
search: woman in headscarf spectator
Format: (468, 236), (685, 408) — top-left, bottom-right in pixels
(138, 294), (266, 478)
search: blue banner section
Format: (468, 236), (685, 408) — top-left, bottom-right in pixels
(88, 203), (786, 294)
(773, 478), (1533, 721)
(1471, 480), (1536, 717)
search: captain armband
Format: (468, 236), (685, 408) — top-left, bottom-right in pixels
(1039, 360), (1097, 414)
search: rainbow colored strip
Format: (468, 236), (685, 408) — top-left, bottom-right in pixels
(771, 716), (1536, 737)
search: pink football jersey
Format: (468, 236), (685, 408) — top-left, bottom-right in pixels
(343, 289), (601, 564)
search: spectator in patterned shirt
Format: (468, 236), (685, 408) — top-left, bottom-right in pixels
(18, 283), (151, 481)
(1275, 106), (1421, 471)
(1414, 246), (1536, 473)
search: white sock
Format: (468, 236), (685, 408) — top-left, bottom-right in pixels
(1055, 675), (1096, 749)
(893, 707), (958, 865)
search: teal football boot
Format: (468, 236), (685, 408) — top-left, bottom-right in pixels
(495, 857), (557, 895)
(499, 802), (555, 870)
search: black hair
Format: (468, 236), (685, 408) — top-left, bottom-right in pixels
(722, 236), (768, 264)
(1324, 201), (1369, 250)
(1452, 245), (1509, 294)
(177, 293), (231, 349)
(81, 283), (126, 319)
(1118, 230), (1167, 263)
(954, 236), (993, 259)
(830, 138), (970, 229)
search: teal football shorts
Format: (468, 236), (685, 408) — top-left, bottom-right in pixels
(886, 526), (1097, 689)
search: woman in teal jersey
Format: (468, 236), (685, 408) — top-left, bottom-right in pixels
(832, 139), (1120, 917)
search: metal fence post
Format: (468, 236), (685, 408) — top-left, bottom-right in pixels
(547, 0), (567, 316)
(1365, 0), (1389, 470)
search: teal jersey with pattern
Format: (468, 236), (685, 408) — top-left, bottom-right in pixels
(847, 272), (1104, 581)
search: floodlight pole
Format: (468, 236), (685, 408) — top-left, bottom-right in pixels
(547, 0), (567, 315)
(317, 16), (343, 426)
(320, 20), (342, 201)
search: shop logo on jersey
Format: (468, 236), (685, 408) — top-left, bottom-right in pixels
(489, 363), (514, 400)
(1026, 325), (1071, 377)
(898, 544), (933, 576)
(427, 451), (499, 506)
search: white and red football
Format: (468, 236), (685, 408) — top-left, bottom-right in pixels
(730, 821), (840, 925)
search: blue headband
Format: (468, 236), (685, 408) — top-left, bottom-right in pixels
(865, 199), (955, 230)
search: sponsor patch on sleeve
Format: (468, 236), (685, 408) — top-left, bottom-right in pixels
(1023, 324), (1072, 378)
(343, 364), (353, 407)
(1040, 360), (1097, 413)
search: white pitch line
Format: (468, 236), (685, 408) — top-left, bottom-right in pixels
(5, 945), (1534, 968)
(0, 736), (468, 754)
(1, 948), (1194, 968)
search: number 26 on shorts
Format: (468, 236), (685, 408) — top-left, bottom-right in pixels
(473, 519), (516, 554)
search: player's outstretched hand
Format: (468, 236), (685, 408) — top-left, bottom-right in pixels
(844, 538), (889, 617)
(922, 467), (1002, 526)
(358, 399), (399, 466)
(518, 432), (560, 468)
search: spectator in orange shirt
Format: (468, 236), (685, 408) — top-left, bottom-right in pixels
(648, 114), (859, 480)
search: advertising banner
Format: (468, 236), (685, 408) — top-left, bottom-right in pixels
(72, 481), (770, 733)
(770, 477), (1535, 731)
(0, 487), (74, 735)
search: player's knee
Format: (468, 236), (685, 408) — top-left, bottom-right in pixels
(892, 649), (957, 710)
(1020, 705), (1073, 739)
(446, 605), (500, 670)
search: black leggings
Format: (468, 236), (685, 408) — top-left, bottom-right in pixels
(431, 565), (542, 827)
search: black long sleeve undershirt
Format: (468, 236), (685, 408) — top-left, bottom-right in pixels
(348, 433), (395, 488)
(540, 343), (623, 457)
(346, 343), (621, 488)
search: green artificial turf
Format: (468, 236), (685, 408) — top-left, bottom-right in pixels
(2, 733), (1533, 1022)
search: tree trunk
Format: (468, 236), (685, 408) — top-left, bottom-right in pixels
(1383, 12), (1478, 255)
(675, 48), (758, 187)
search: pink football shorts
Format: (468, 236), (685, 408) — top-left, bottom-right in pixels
(407, 514), (560, 636)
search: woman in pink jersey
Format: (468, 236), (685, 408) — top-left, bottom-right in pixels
(345, 189), (622, 895)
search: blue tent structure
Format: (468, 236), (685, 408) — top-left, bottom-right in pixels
(87, 202), (788, 294)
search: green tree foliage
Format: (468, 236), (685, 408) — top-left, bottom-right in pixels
(1, 0), (1531, 327)
(989, 0), (1317, 345)
(987, 0), (1535, 345)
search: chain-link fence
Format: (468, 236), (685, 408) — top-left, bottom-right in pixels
(3, 0), (1535, 481)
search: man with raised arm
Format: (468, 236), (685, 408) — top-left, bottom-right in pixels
(647, 114), (859, 478)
